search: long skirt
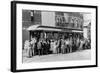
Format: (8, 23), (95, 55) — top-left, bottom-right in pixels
(61, 45), (65, 54)
(27, 48), (32, 57)
(69, 45), (72, 53)
(51, 45), (57, 54)
(66, 45), (70, 53)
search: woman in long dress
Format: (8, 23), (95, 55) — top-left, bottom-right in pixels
(65, 39), (70, 53)
(50, 40), (54, 54)
(37, 40), (42, 56)
(61, 39), (66, 54)
(53, 40), (58, 54)
(69, 37), (72, 53)
(31, 38), (37, 56)
(78, 39), (84, 51)
(50, 40), (57, 54)
(24, 40), (32, 58)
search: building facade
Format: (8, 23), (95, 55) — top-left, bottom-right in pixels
(22, 10), (84, 49)
(83, 14), (91, 40)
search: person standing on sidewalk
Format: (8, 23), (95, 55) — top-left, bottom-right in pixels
(61, 38), (66, 54)
(26, 40), (32, 58)
(37, 39), (42, 56)
(31, 37), (37, 56)
(24, 40), (31, 58)
(78, 38), (84, 51)
(69, 37), (72, 53)
(65, 38), (70, 53)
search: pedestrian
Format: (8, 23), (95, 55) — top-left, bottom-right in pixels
(37, 39), (42, 56)
(61, 39), (66, 54)
(69, 37), (72, 53)
(53, 40), (57, 54)
(76, 37), (80, 51)
(44, 40), (48, 55)
(24, 40), (29, 53)
(72, 37), (77, 52)
(27, 40), (33, 58)
(46, 40), (50, 55)
(50, 40), (54, 54)
(24, 40), (32, 58)
(48, 40), (51, 54)
(41, 39), (46, 55)
(78, 38), (84, 51)
(65, 38), (70, 53)
(31, 37), (37, 56)
(56, 40), (61, 54)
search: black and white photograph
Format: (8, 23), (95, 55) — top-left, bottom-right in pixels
(11, 1), (97, 72)
(22, 10), (91, 63)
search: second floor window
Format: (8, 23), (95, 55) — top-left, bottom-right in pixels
(30, 10), (34, 22)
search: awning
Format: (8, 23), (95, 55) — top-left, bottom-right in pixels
(27, 25), (40, 30)
(27, 25), (62, 32)
(27, 25), (83, 33)
(35, 27), (62, 32)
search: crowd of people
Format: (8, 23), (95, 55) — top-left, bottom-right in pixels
(24, 36), (91, 58)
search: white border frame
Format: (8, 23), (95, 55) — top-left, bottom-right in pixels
(16, 3), (96, 70)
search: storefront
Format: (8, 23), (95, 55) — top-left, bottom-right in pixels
(22, 10), (84, 50)
(27, 25), (83, 41)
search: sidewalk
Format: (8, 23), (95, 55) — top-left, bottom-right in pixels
(23, 49), (91, 63)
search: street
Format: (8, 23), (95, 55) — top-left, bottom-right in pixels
(22, 49), (91, 63)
